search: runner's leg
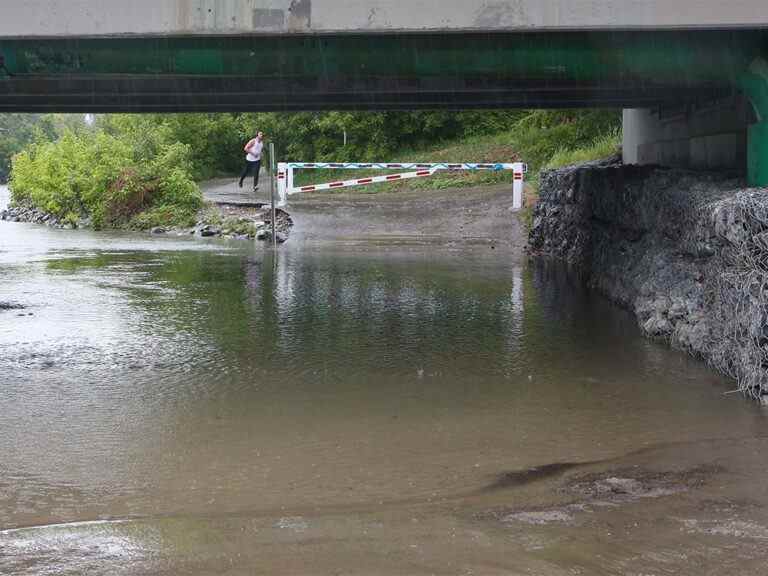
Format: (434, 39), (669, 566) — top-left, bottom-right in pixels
(239, 161), (253, 188)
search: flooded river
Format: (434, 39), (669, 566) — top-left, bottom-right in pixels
(1, 184), (768, 575)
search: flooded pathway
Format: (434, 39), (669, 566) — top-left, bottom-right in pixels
(1, 185), (767, 575)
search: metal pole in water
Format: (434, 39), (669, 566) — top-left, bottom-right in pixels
(269, 142), (277, 247)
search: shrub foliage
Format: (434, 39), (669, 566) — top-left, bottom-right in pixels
(10, 120), (202, 229)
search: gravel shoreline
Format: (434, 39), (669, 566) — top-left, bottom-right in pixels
(0, 200), (294, 243)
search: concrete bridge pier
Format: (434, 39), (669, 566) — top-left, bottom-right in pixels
(623, 58), (768, 187)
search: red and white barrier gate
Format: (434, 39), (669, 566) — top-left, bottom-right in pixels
(276, 162), (527, 210)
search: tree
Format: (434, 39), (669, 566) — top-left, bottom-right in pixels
(0, 114), (57, 182)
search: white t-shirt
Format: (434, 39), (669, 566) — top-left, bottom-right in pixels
(246, 139), (263, 162)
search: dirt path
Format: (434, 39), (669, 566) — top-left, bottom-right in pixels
(201, 178), (527, 249)
(201, 177), (271, 206)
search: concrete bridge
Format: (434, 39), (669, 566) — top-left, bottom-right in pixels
(1, 1), (768, 184)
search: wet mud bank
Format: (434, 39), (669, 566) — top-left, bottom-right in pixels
(286, 183), (528, 249)
(529, 159), (768, 399)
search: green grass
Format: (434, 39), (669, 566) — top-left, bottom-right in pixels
(129, 204), (199, 230)
(291, 111), (621, 199)
(545, 130), (621, 170)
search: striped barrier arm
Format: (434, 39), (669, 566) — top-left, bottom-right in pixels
(277, 161), (527, 210)
(290, 168), (438, 193)
(285, 162), (527, 172)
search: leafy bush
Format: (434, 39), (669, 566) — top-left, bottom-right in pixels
(0, 114), (55, 182)
(129, 204), (199, 230)
(10, 125), (201, 230)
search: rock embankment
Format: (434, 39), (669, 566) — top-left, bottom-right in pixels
(1, 201), (294, 243)
(1, 203), (85, 229)
(529, 159), (768, 399)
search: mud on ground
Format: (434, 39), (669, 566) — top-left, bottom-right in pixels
(201, 178), (527, 249)
(287, 184), (527, 248)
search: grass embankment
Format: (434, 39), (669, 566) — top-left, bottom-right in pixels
(293, 111), (621, 230)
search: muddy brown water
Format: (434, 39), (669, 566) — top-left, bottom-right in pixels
(2, 185), (768, 575)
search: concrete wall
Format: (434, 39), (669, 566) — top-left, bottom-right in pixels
(2, 0), (768, 37)
(622, 98), (754, 173)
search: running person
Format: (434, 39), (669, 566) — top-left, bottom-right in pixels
(239, 132), (264, 189)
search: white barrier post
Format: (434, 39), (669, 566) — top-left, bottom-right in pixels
(287, 164), (294, 197)
(512, 162), (526, 210)
(277, 162), (287, 207)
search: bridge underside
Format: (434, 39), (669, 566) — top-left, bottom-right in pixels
(0, 77), (734, 113)
(2, 29), (768, 184)
(0, 30), (765, 112)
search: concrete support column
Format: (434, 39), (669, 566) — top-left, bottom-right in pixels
(622, 102), (749, 173)
(622, 109), (654, 165)
(741, 59), (768, 187)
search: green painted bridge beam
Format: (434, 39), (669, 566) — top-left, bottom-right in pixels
(741, 59), (768, 187)
(0, 30), (765, 84)
(2, 29), (768, 121)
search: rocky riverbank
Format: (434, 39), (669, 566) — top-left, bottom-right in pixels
(155, 203), (294, 243)
(529, 158), (768, 400)
(0, 202), (82, 229)
(0, 200), (294, 243)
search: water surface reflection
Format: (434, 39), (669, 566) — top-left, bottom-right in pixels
(1, 208), (766, 575)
